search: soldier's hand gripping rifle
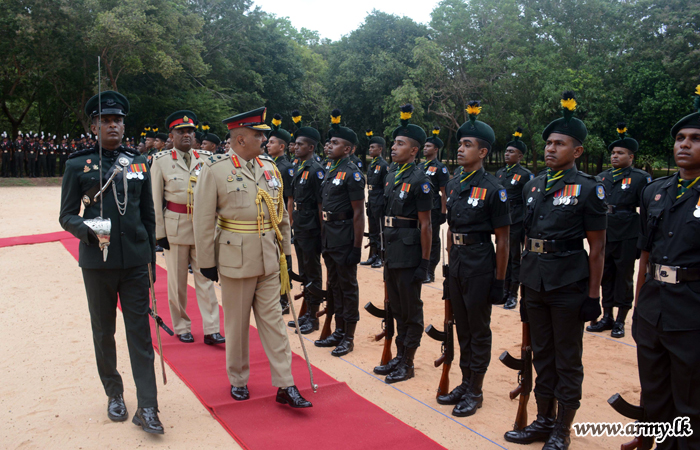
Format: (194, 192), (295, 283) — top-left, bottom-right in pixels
(499, 319), (533, 431)
(363, 221), (394, 365)
(288, 270), (309, 318)
(425, 230), (454, 397)
(608, 393), (653, 450)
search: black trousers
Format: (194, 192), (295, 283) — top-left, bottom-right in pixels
(366, 205), (382, 250)
(450, 270), (493, 378)
(636, 316), (700, 450)
(27, 157), (36, 177)
(81, 265), (158, 408)
(323, 246), (360, 323)
(386, 267), (424, 349)
(524, 280), (586, 409)
(38, 155), (47, 176)
(429, 210), (442, 275)
(58, 158), (66, 176)
(294, 236), (323, 306)
(2, 154), (10, 177)
(505, 221), (524, 285)
(47, 156), (56, 177)
(601, 238), (636, 309)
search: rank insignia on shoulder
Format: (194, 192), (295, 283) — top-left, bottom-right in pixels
(596, 185), (605, 200)
(354, 172), (361, 181)
(422, 182), (430, 194)
(317, 170), (324, 179)
(442, 167), (448, 174)
(647, 176), (652, 183)
(288, 168), (294, 176)
(499, 189), (507, 202)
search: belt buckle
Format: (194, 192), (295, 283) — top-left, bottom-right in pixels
(384, 217), (394, 227)
(607, 205), (615, 214)
(655, 264), (678, 284)
(529, 238), (545, 253)
(322, 211), (329, 221)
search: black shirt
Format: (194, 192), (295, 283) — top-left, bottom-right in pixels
(418, 158), (450, 211)
(598, 166), (651, 242)
(520, 168), (608, 291)
(495, 163), (534, 224)
(349, 154), (364, 172)
(383, 163), (432, 268)
(291, 157), (325, 238)
(273, 155), (294, 200)
(367, 156), (389, 214)
(446, 167), (511, 277)
(321, 157), (365, 249)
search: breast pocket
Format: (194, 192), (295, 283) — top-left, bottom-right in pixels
(684, 212), (700, 249)
(225, 183), (251, 208)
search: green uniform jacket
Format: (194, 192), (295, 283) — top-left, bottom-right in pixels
(59, 145), (156, 269)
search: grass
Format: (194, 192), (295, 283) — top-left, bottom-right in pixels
(0, 177), (63, 187)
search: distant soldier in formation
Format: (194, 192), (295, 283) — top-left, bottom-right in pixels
(59, 136), (70, 175)
(47, 135), (57, 176)
(360, 129), (388, 268)
(26, 135), (37, 177)
(1, 132), (11, 177)
(37, 135), (47, 176)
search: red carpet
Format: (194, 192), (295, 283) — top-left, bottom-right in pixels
(0, 230), (72, 248)
(23, 233), (446, 450)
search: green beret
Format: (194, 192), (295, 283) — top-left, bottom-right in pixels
(269, 113), (292, 144)
(84, 90), (129, 117)
(456, 101), (496, 146)
(194, 132), (203, 143)
(155, 133), (168, 142)
(670, 86), (700, 138)
(365, 129), (385, 147)
(202, 133), (221, 145)
(144, 125), (157, 139)
(425, 126), (444, 149)
(505, 127), (528, 154)
(166, 110), (198, 130)
(328, 109), (357, 144)
(392, 104), (426, 146)
(608, 122), (638, 153)
(542, 91), (587, 144)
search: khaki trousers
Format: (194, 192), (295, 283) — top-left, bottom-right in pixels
(164, 243), (220, 335)
(220, 272), (294, 388)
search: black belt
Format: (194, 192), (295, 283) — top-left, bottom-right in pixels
(525, 237), (584, 254)
(509, 199), (523, 205)
(452, 232), (489, 245)
(384, 216), (418, 228)
(368, 185), (383, 191)
(651, 264), (700, 284)
(294, 202), (317, 211)
(607, 205), (635, 214)
(322, 210), (353, 221)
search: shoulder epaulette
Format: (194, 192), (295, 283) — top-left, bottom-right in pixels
(259, 154), (273, 161)
(67, 148), (96, 160)
(204, 154), (226, 167)
(198, 150), (212, 156)
(648, 175), (672, 185)
(122, 148), (138, 157)
(152, 150), (169, 161)
(577, 171), (595, 180)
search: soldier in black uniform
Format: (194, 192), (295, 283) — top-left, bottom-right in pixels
(14, 134), (26, 177)
(371, 105), (432, 383)
(47, 135), (57, 176)
(59, 135), (70, 175)
(58, 91), (163, 434)
(288, 116), (325, 332)
(435, 102), (510, 417)
(313, 109), (365, 356)
(634, 87), (700, 450)
(418, 126), (449, 282)
(587, 123), (650, 338)
(143, 125), (156, 164)
(360, 129), (389, 268)
(26, 136), (37, 177)
(38, 135), (47, 176)
(495, 127), (534, 309)
(504, 92), (607, 450)
(1, 133), (11, 177)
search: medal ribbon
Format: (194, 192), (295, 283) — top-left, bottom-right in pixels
(394, 163), (414, 185)
(512, 173), (522, 182)
(677, 176), (700, 199)
(469, 187), (487, 200)
(302, 171), (309, 180)
(328, 157), (346, 174)
(562, 184), (581, 197)
(335, 172), (346, 181)
(401, 183), (411, 193)
(622, 177), (632, 187)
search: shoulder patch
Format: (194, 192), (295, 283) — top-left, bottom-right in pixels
(317, 170), (324, 179)
(499, 189), (507, 202)
(354, 172), (361, 181)
(422, 182), (431, 194)
(596, 185), (605, 200)
(442, 166), (448, 174)
(288, 168), (294, 177)
(357, 161), (363, 168)
(646, 176), (652, 183)
(530, 174), (534, 180)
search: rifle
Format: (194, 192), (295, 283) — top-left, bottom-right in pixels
(288, 269), (308, 318)
(363, 221), (394, 365)
(499, 322), (533, 431)
(313, 279), (333, 341)
(147, 263), (167, 385)
(425, 230), (454, 397)
(608, 393), (653, 450)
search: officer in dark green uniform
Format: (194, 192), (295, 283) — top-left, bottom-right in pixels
(26, 136), (37, 177)
(371, 105), (432, 383)
(587, 123), (650, 338)
(634, 86), (700, 450)
(14, 134), (26, 177)
(287, 115), (325, 332)
(58, 91), (163, 435)
(314, 109), (365, 356)
(360, 129), (389, 268)
(504, 92), (607, 450)
(59, 135), (69, 175)
(436, 101), (510, 417)
(495, 127), (534, 309)
(38, 135), (47, 176)
(1, 133), (10, 177)
(418, 126), (449, 283)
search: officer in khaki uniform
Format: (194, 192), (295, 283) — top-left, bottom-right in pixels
(151, 110), (224, 345)
(193, 107), (311, 408)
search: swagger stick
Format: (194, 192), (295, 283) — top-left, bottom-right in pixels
(148, 263), (167, 385)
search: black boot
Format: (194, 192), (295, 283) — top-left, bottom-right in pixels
(315, 318), (345, 347)
(504, 283), (519, 310)
(452, 372), (485, 417)
(542, 404), (576, 450)
(374, 341), (404, 375)
(586, 307), (613, 332)
(385, 347), (416, 383)
(288, 311), (309, 328)
(371, 252), (383, 268)
(298, 304), (320, 334)
(436, 377), (470, 405)
(280, 297), (290, 314)
(501, 280), (512, 304)
(504, 396), (557, 443)
(132, 407), (164, 435)
(611, 307), (629, 338)
(331, 322), (356, 356)
(360, 247), (377, 266)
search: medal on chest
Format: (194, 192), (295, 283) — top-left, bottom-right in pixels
(694, 197), (700, 218)
(374, 164), (380, 174)
(333, 171), (346, 186)
(263, 170), (279, 188)
(511, 173), (522, 185)
(301, 170), (309, 184)
(621, 177), (632, 190)
(399, 182), (411, 199)
(553, 184), (581, 206)
(126, 163), (147, 180)
(468, 186), (487, 207)
(426, 166), (437, 176)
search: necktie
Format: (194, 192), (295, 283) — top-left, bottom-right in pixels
(546, 168), (566, 192)
(247, 160), (254, 173)
(182, 150), (191, 168)
(612, 167), (624, 183)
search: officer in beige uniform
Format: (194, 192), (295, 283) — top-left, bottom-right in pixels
(151, 110), (224, 345)
(193, 107), (311, 408)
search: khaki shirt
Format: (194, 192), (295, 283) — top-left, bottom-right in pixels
(151, 148), (212, 245)
(193, 150), (292, 278)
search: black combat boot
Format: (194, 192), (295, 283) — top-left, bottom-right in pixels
(371, 253), (383, 268)
(611, 307), (629, 338)
(504, 283), (519, 309)
(436, 373), (471, 405)
(502, 280), (512, 304)
(315, 318), (345, 347)
(360, 247), (377, 266)
(385, 346), (417, 383)
(331, 322), (356, 356)
(298, 304), (320, 334)
(504, 396), (557, 444)
(373, 341), (404, 375)
(586, 307), (613, 332)
(452, 371), (485, 417)
(542, 404), (576, 450)
(288, 311), (310, 328)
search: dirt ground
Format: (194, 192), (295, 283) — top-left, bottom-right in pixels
(0, 185), (642, 449)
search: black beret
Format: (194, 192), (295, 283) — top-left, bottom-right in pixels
(670, 85), (700, 138)
(505, 127), (527, 153)
(425, 126), (443, 149)
(392, 104), (426, 146)
(365, 129), (386, 147)
(328, 109), (357, 144)
(542, 91), (587, 144)
(456, 101), (496, 145)
(608, 122), (638, 153)
(202, 133), (221, 145)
